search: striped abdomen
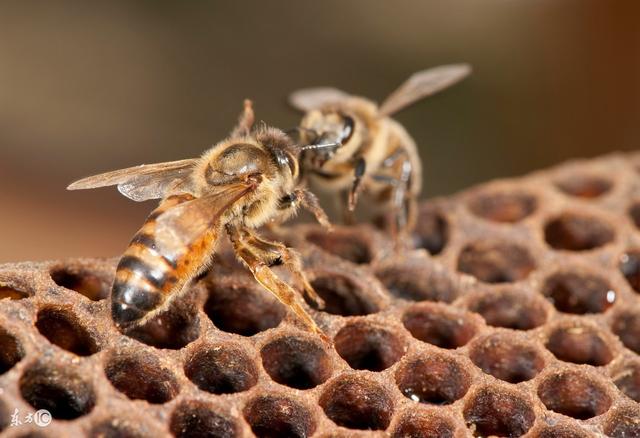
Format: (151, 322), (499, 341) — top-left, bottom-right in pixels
(111, 194), (216, 327)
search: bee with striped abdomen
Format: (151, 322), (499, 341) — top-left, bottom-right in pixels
(68, 100), (331, 340)
(289, 65), (471, 240)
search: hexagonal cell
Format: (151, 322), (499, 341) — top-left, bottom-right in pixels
(611, 359), (640, 402)
(546, 324), (614, 366)
(466, 288), (547, 330)
(319, 375), (394, 431)
(537, 370), (611, 420)
(402, 302), (477, 349)
(105, 351), (180, 404)
(544, 212), (614, 251)
(469, 333), (545, 383)
(531, 424), (593, 438)
(391, 409), (458, 438)
(308, 273), (379, 316)
(306, 229), (372, 264)
(468, 190), (537, 223)
(413, 205), (449, 255)
(170, 401), (239, 438)
(604, 406), (640, 438)
(0, 284), (30, 300)
(35, 307), (99, 356)
(611, 309), (640, 354)
(50, 265), (110, 300)
(0, 326), (24, 374)
(463, 386), (535, 437)
(19, 362), (95, 420)
(542, 270), (616, 314)
(260, 335), (332, 389)
(205, 282), (285, 336)
(125, 298), (200, 349)
(620, 250), (640, 293)
(334, 320), (405, 372)
(555, 173), (612, 199)
(395, 351), (470, 405)
(244, 395), (316, 438)
(375, 262), (458, 303)
(457, 240), (535, 283)
(185, 343), (258, 394)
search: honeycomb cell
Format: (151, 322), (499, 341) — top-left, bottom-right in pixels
(604, 406), (640, 438)
(319, 375), (394, 431)
(468, 190), (537, 223)
(555, 173), (612, 199)
(244, 395), (316, 438)
(391, 409), (457, 438)
(542, 270), (616, 314)
(0, 284), (29, 300)
(185, 343), (258, 394)
(19, 362), (95, 420)
(306, 229), (372, 264)
(544, 212), (614, 251)
(35, 307), (99, 356)
(457, 240), (535, 283)
(308, 273), (379, 316)
(537, 370), (611, 419)
(469, 333), (544, 383)
(466, 288), (547, 330)
(611, 309), (640, 354)
(125, 299), (200, 349)
(413, 205), (449, 255)
(611, 359), (640, 402)
(105, 351), (179, 404)
(628, 202), (640, 229)
(546, 324), (614, 366)
(531, 425), (593, 438)
(463, 386), (535, 437)
(0, 326), (24, 374)
(620, 250), (640, 293)
(170, 401), (238, 438)
(395, 351), (470, 405)
(375, 262), (457, 303)
(260, 335), (331, 389)
(205, 283), (285, 336)
(334, 320), (405, 371)
(50, 265), (110, 300)
(402, 302), (477, 349)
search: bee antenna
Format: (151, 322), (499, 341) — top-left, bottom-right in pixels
(300, 142), (340, 151)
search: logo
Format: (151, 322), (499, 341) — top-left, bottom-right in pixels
(34, 409), (52, 427)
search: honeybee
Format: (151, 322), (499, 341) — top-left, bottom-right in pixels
(68, 100), (331, 340)
(289, 64), (471, 238)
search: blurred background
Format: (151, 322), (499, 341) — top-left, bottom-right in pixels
(0, 0), (638, 262)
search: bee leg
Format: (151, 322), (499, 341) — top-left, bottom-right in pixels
(240, 229), (326, 310)
(230, 99), (255, 137)
(340, 189), (357, 225)
(348, 157), (367, 211)
(226, 224), (329, 342)
(296, 189), (332, 230)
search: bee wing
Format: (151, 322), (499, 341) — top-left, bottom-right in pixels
(67, 158), (198, 202)
(378, 64), (471, 117)
(288, 87), (351, 112)
(154, 183), (254, 257)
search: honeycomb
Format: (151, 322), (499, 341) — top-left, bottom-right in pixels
(2, 152), (640, 437)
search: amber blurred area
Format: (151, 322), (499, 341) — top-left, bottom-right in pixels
(0, 1), (637, 262)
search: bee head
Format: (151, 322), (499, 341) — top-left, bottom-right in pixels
(295, 110), (355, 168)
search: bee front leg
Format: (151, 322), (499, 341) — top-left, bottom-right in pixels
(348, 156), (367, 211)
(225, 224), (329, 342)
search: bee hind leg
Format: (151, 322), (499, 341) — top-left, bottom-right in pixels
(225, 224), (329, 342)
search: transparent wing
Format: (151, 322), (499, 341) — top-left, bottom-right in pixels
(288, 87), (351, 112)
(67, 158), (197, 202)
(155, 183), (254, 256)
(378, 64), (471, 117)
